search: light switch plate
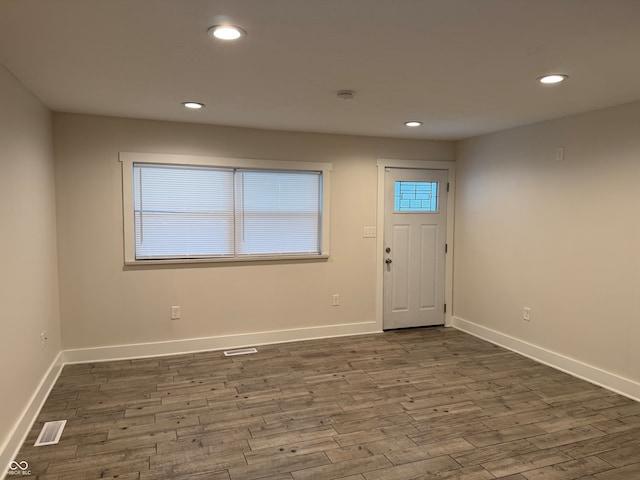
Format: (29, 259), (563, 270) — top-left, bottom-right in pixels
(363, 227), (376, 238)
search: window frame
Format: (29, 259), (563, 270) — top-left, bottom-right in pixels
(120, 152), (331, 265)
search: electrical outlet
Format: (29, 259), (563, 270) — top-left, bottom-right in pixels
(332, 294), (340, 306)
(40, 331), (48, 350)
(523, 307), (531, 321)
(171, 305), (181, 320)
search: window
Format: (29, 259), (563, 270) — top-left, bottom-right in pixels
(235, 170), (321, 256)
(394, 181), (438, 212)
(121, 153), (331, 264)
(132, 165), (235, 259)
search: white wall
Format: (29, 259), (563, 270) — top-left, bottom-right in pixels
(0, 66), (61, 466)
(454, 101), (640, 388)
(53, 113), (454, 352)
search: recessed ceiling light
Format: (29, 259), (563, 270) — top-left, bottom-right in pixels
(404, 121), (423, 127)
(208, 25), (246, 40)
(537, 74), (568, 85)
(182, 102), (205, 109)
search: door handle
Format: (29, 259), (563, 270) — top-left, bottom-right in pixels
(385, 258), (392, 264)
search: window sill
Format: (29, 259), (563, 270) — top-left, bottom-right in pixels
(124, 253), (330, 266)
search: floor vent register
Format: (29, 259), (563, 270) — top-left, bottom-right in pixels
(34, 420), (67, 446)
(223, 347), (258, 357)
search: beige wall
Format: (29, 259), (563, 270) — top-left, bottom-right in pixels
(0, 67), (61, 456)
(454, 101), (640, 384)
(53, 113), (454, 349)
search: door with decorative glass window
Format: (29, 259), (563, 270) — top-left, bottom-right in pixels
(383, 168), (448, 329)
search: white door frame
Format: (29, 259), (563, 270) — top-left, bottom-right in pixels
(376, 159), (456, 330)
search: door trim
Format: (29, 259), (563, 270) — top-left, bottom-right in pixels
(375, 159), (456, 331)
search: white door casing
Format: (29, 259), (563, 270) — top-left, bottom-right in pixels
(383, 168), (448, 329)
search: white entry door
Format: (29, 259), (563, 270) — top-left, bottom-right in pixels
(383, 168), (448, 329)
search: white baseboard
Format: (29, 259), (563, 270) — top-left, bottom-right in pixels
(1, 351), (64, 479)
(452, 316), (640, 402)
(63, 321), (381, 364)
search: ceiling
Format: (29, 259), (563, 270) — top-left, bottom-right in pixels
(1, 0), (640, 141)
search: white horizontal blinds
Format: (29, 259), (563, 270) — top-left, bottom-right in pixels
(236, 170), (321, 256)
(133, 163), (234, 259)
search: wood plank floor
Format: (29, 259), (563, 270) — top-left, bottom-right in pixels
(12, 327), (640, 479)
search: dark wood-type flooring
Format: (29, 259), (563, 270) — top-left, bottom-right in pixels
(12, 327), (640, 479)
